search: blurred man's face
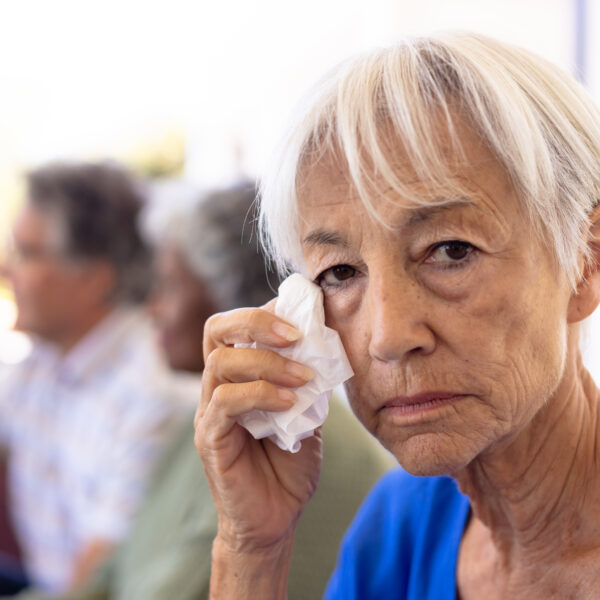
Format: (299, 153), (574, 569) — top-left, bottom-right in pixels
(4, 203), (97, 345)
(149, 245), (216, 373)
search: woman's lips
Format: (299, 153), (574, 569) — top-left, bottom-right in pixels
(379, 392), (465, 414)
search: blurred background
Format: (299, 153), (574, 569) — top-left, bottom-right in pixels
(1, 0), (599, 379)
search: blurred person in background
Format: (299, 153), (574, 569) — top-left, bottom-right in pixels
(0, 162), (183, 596)
(36, 180), (392, 600)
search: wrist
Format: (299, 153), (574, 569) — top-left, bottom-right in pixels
(210, 533), (295, 599)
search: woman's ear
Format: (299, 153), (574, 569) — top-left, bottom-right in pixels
(568, 204), (600, 323)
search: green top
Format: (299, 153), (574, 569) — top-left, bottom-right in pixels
(17, 397), (394, 600)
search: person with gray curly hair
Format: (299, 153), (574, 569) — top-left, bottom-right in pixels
(142, 180), (276, 372)
(195, 32), (600, 599)
(0, 162), (181, 595)
(151, 181), (273, 309)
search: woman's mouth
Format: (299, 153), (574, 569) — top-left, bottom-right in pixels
(379, 392), (466, 416)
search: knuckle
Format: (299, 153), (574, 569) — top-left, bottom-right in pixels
(211, 384), (229, 405)
(194, 426), (208, 457)
(204, 347), (227, 373)
(257, 348), (286, 371)
(204, 311), (223, 333)
(244, 307), (268, 331)
(252, 379), (274, 398)
(202, 315), (218, 347)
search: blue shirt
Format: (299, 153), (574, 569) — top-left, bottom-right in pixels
(325, 469), (470, 600)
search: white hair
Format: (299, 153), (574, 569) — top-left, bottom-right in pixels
(141, 179), (277, 311)
(259, 32), (600, 288)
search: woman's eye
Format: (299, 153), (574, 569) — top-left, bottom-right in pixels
(426, 241), (475, 265)
(317, 264), (357, 287)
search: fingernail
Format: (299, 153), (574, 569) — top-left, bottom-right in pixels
(278, 389), (296, 405)
(272, 321), (302, 341)
(285, 361), (315, 381)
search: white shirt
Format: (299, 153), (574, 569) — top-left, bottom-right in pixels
(0, 308), (185, 592)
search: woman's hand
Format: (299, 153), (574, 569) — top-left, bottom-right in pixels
(194, 305), (322, 598)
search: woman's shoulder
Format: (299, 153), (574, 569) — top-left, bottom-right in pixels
(325, 469), (470, 599)
(350, 469), (467, 540)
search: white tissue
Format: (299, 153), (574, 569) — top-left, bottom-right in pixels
(237, 273), (354, 452)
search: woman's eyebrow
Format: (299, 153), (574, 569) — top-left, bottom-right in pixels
(302, 229), (349, 248)
(406, 199), (474, 226)
(302, 200), (477, 248)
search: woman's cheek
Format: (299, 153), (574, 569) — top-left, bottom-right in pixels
(324, 287), (373, 410)
(343, 372), (378, 434)
(330, 310), (367, 387)
(417, 267), (477, 303)
(322, 282), (365, 328)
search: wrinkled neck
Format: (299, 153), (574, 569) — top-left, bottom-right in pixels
(454, 340), (600, 564)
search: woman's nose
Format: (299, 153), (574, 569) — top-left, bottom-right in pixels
(366, 275), (436, 362)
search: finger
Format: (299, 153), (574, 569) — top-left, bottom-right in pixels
(214, 380), (297, 419)
(203, 308), (302, 360)
(205, 347), (315, 387)
(196, 348), (313, 424)
(195, 380), (297, 441)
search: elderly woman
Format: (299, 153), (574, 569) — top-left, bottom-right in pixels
(194, 32), (600, 598)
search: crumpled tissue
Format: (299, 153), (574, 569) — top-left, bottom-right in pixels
(237, 273), (354, 452)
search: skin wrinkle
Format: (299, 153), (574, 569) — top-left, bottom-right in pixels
(455, 344), (600, 592)
(463, 358), (560, 508)
(308, 191), (517, 306)
(537, 368), (590, 520)
(495, 402), (566, 504)
(302, 230), (349, 249)
(302, 162), (561, 464)
(293, 115), (600, 596)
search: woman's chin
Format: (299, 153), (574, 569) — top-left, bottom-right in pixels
(384, 432), (478, 477)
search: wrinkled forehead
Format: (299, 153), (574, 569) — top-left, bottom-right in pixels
(296, 123), (508, 219)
